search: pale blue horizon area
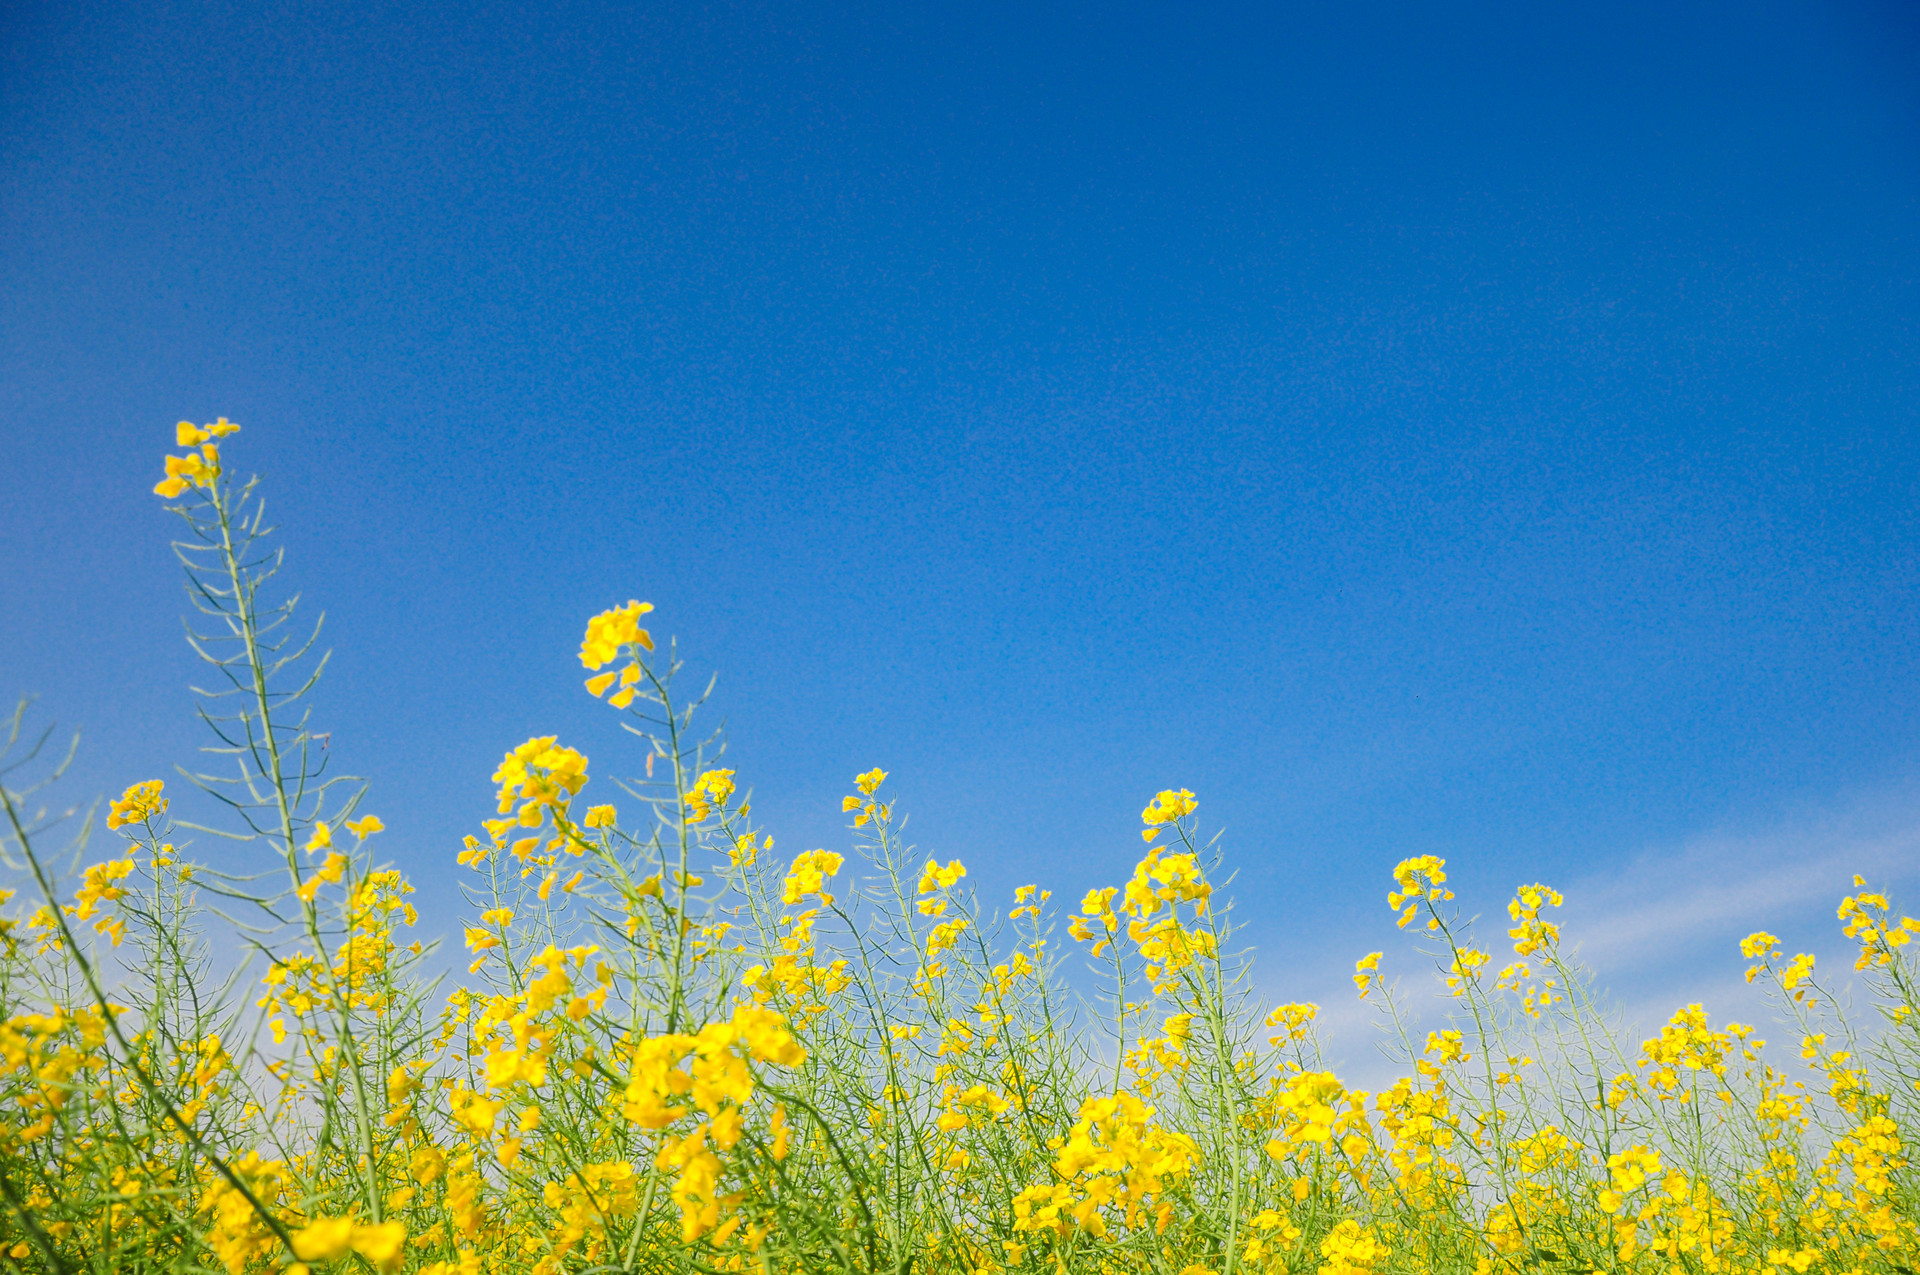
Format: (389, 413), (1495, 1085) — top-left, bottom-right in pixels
(5, 0), (1919, 1057)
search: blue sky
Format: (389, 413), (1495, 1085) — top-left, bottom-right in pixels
(5, 0), (1918, 1057)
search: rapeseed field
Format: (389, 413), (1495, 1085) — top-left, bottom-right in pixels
(2, 421), (1916, 1275)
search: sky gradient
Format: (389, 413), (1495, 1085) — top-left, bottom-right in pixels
(5, 0), (1919, 1060)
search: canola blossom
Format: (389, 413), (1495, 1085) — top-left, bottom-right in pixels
(1, 423), (1918, 1275)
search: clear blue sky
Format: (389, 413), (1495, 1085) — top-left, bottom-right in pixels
(5, 0), (1918, 1044)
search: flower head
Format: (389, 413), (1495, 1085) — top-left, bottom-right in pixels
(581, 601), (655, 707)
(783, 849), (844, 906)
(1506, 882), (1563, 954)
(917, 858), (967, 895)
(1140, 788), (1197, 842)
(1354, 951), (1383, 999)
(685, 770), (736, 822)
(106, 780), (166, 830)
(1388, 855), (1452, 930)
(152, 420), (237, 497)
(1265, 1001), (1318, 1045)
(1119, 846), (1210, 919)
(492, 736), (590, 822)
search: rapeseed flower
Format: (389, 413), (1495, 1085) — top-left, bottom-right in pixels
(782, 848), (844, 905)
(105, 779), (166, 829)
(152, 419), (238, 497)
(1140, 788), (1197, 842)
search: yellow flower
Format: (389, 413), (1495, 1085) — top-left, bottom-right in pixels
(152, 421), (237, 497)
(1445, 945), (1489, 995)
(1353, 951), (1383, 999)
(783, 849), (844, 906)
(916, 858), (967, 894)
(296, 852), (348, 902)
(925, 918), (970, 958)
(351, 1221), (407, 1272)
(1317, 1218), (1385, 1275)
(855, 767), (888, 795)
(106, 780), (166, 830)
(685, 769), (736, 822)
(1506, 881), (1562, 953)
(1119, 846), (1211, 919)
(580, 600), (655, 670)
(1602, 1144), (1662, 1208)
(1388, 855), (1452, 929)
(491, 736), (589, 822)
(1265, 1001), (1318, 1044)
(1140, 788), (1197, 841)
(176, 417), (240, 445)
(451, 1086), (504, 1137)
(409, 1144), (446, 1185)
(345, 815), (383, 838)
(290, 1216), (354, 1262)
(1013, 1090), (1197, 1238)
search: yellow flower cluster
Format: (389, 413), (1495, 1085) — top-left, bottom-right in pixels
(152, 418), (240, 497)
(620, 1004), (805, 1242)
(685, 769), (735, 822)
(842, 767), (891, 826)
(105, 778), (167, 829)
(289, 1215), (408, 1273)
(780, 848), (843, 906)
(492, 737), (589, 824)
(1139, 787), (1196, 841)
(1388, 853), (1453, 930)
(579, 600), (654, 707)
(1838, 880), (1920, 971)
(1012, 1092), (1197, 1237)
(65, 850), (136, 945)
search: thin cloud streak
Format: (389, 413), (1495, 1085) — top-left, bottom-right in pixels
(1558, 786), (1920, 977)
(1256, 781), (1920, 1086)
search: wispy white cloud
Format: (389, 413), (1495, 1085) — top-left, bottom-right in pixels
(1558, 785), (1920, 979)
(1254, 779), (1920, 1086)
